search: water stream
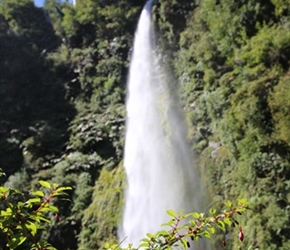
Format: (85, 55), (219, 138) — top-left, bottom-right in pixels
(119, 1), (207, 248)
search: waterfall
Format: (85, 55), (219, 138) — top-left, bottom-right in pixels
(119, 0), (207, 248)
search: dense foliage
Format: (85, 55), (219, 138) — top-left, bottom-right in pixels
(0, 0), (289, 249)
(169, 1), (290, 249)
(0, 169), (72, 250)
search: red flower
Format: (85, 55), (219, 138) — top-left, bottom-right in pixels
(239, 227), (244, 242)
(55, 213), (60, 222)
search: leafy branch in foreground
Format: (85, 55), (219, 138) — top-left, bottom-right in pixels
(0, 177), (72, 250)
(106, 199), (249, 249)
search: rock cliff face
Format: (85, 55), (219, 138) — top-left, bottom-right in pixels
(0, 0), (289, 249)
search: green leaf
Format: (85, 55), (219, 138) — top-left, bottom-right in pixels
(32, 191), (45, 197)
(48, 205), (59, 213)
(1, 208), (12, 216)
(157, 230), (169, 236)
(39, 205), (59, 213)
(55, 186), (72, 192)
(192, 212), (200, 219)
(37, 216), (51, 224)
(208, 226), (215, 234)
(166, 209), (176, 217)
(139, 242), (150, 247)
(31, 241), (57, 250)
(225, 201), (232, 208)
(39, 181), (51, 189)
(146, 233), (154, 238)
(7, 235), (27, 249)
(27, 198), (41, 204)
(224, 217), (231, 226)
(161, 219), (176, 227)
(47, 246), (58, 250)
(25, 222), (38, 236)
(238, 199), (248, 206)
(203, 230), (211, 239)
(49, 193), (69, 197)
(218, 221), (226, 233)
(181, 238), (189, 248)
(140, 238), (150, 243)
(0, 186), (9, 195)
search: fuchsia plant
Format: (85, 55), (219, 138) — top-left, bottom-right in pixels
(0, 170), (71, 250)
(106, 199), (249, 249)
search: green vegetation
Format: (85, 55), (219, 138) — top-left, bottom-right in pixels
(0, 166), (247, 250)
(105, 199), (248, 250)
(0, 169), (72, 250)
(0, 0), (289, 249)
(167, 1), (290, 249)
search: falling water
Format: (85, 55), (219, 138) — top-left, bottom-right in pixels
(119, 0), (207, 248)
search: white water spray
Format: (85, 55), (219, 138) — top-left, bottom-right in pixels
(119, 0), (207, 248)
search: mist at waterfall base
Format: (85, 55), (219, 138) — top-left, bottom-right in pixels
(119, 1), (208, 248)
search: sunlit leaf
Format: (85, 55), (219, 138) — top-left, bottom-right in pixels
(0, 186), (9, 194)
(146, 233), (154, 238)
(238, 199), (248, 206)
(181, 238), (189, 248)
(25, 222), (38, 236)
(218, 221), (226, 233)
(166, 209), (176, 217)
(32, 191), (45, 197)
(139, 242), (150, 247)
(204, 230), (211, 239)
(39, 181), (51, 189)
(161, 219), (176, 227)
(224, 217), (231, 226)
(39, 205), (59, 213)
(157, 230), (169, 236)
(27, 198), (41, 204)
(1, 208), (12, 216)
(55, 187), (72, 192)
(225, 201), (232, 208)
(36, 216), (50, 224)
(208, 226), (215, 234)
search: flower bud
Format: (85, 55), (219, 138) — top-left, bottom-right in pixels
(55, 213), (60, 222)
(239, 227), (244, 241)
